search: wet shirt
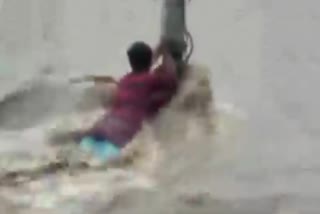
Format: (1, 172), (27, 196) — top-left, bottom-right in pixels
(89, 70), (177, 147)
(148, 65), (178, 117)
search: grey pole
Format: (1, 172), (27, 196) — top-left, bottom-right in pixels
(161, 0), (187, 58)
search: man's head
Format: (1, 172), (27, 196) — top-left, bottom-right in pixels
(127, 41), (153, 73)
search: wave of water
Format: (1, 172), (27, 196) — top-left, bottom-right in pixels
(2, 0), (320, 213)
(0, 63), (247, 213)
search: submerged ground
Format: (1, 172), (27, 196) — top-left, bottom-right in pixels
(0, 0), (320, 213)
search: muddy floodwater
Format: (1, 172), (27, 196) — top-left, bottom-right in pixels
(0, 0), (320, 213)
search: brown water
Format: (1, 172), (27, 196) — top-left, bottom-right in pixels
(1, 0), (320, 213)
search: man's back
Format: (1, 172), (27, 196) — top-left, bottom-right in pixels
(147, 66), (177, 117)
(95, 70), (175, 146)
(112, 69), (177, 118)
(79, 41), (178, 148)
(111, 72), (155, 124)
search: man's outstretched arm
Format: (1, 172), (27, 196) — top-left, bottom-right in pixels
(69, 75), (118, 84)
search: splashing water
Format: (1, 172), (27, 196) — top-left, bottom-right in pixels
(2, 0), (319, 213)
(0, 62), (244, 213)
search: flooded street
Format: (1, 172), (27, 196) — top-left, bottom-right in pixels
(0, 0), (320, 213)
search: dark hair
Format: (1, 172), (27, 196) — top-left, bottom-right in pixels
(127, 41), (152, 73)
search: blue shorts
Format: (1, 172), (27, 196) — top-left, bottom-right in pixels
(79, 136), (121, 161)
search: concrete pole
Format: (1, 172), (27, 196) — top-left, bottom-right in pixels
(161, 0), (187, 57)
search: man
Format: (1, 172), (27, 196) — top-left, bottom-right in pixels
(68, 41), (178, 161)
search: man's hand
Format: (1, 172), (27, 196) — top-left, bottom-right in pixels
(153, 37), (170, 63)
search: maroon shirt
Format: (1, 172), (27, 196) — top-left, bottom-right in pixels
(88, 69), (177, 147)
(148, 65), (177, 117)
